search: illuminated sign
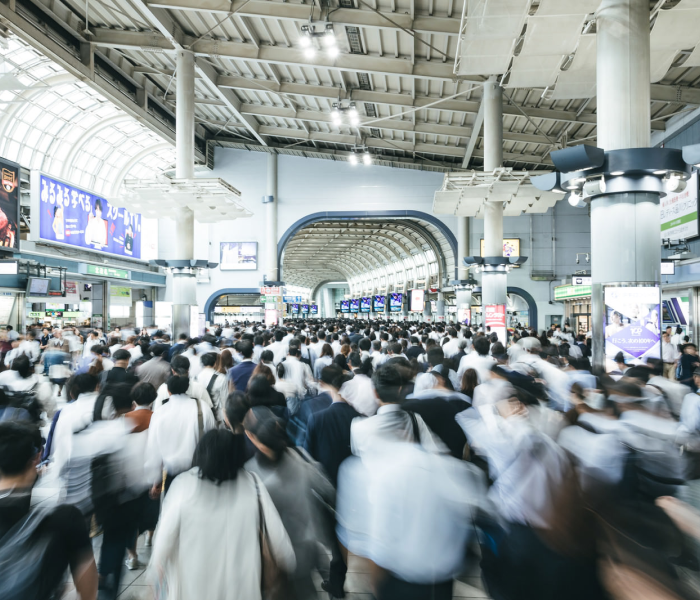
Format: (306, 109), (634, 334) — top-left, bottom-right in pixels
(86, 264), (129, 280)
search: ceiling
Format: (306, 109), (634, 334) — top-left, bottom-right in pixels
(3, 0), (699, 174)
(280, 217), (454, 290)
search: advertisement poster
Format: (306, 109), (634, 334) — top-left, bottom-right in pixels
(604, 286), (660, 365)
(373, 295), (386, 312)
(340, 300), (350, 313)
(410, 289), (425, 312)
(458, 307), (472, 325)
(0, 157), (19, 252)
(33, 172), (142, 259)
(480, 239), (521, 257)
(265, 308), (278, 326)
(220, 242), (258, 270)
(349, 299), (360, 313)
(360, 297), (371, 312)
(485, 304), (507, 344)
(110, 286), (132, 306)
(389, 293), (403, 312)
(661, 171), (698, 241)
(310, 304), (318, 315)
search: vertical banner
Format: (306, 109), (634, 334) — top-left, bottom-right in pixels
(604, 286), (660, 368)
(265, 308), (278, 326)
(458, 307), (472, 326)
(0, 157), (20, 251)
(484, 304), (507, 344)
(660, 171), (698, 241)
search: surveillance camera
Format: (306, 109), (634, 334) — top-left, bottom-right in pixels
(586, 255), (590, 263)
(576, 257), (579, 264)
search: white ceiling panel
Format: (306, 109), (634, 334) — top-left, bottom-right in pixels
(507, 54), (562, 88)
(519, 14), (587, 57)
(551, 34), (597, 99)
(534, 0), (601, 16)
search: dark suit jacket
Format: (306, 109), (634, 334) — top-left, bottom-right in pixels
(348, 333), (363, 345)
(403, 397), (470, 459)
(297, 391), (332, 427)
(304, 401), (360, 486)
(168, 343), (185, 361)
(228, 360), (257, 392)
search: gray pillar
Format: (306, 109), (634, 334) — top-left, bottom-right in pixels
(436, 291), (446, 323)
(457, 217), (470, 280)
(591, 0), (658, 369)
(423, 297), (433, 322)
(481, 78), (507, 318)
(172, 49), (197, 340)
(265, 153), (279, 281)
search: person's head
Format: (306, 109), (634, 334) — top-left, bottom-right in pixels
(7, 325), (13, 332)
(247, 374), (275, 404)
(387, 342), (403, 356)
(662, 331), (670, 344)
(426, 347), (444, 369)
(193, 429), (246, 484)
(200, 352), (218, 370)
(251, 363), (276, 387)
(320, 343), (334, 359)
(243, 406), (288, 461)
(11, 354), (32, 379)
(131, 381), (157, 407)
(473, 335), (490, 356)
(171, 354), (190, 376)
(151, 344), (168, 358)
(108, 383), (135, 415)
(112, 349), (131, 367)
(71, 373), (98, 399)
(260, 350), (274, 364)
(685, 343), (698, 356)
(677, 326), (683, 335)
(320, 364), (344, 391)
(166, 375), (189, 396)
(94, 197), (103, 217)
(372, 361), (412, 405)
(224, 390), (250, 432)
(348, 352), (363, 370)
(359, 338), (371, 352)
(0, 421), (41, 484)
(91, 344), (105, 356)
(274, 330), (285, 342)
(614, 351), (626, 366)
(461, 368), (478, 397)
(693, 368), (700, 390)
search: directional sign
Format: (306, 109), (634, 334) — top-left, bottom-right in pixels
(572, 276), (592, 286)
(261, 286), (281, 295)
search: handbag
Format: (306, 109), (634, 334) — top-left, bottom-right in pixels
(252, 473), (289, 600)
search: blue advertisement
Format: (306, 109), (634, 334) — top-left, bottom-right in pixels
(373, 295), (386, 312)
(360, 297), (371, 312)
(36, 173), (142, 259)
(310, 304), (318, 315)
(340, 300), (350, 313)
(301, 304), (309, 313)
(389, 293), (403, 312)
(349, 299), (360, 313)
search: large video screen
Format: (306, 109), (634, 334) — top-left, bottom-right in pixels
(32, 172), (143, 259)
(373, 295), (386, 312)
(360, 297), (371, 312)
(604, 286), (660, 367)
(410, 289), (425, 313)
(310, 304), (318, 315)
(340, 300), (350, 313)
(291, 303), (300, 314)
(301, 304), (309, 313)
(0, 157), (20, 252)
(389, 293), (403, 312)
(349, 298), (360, 313)
(220, 242), (257, 270)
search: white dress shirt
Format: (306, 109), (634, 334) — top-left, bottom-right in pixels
(195, 367), (228, 420)
(145, 393), (216, 481)
(662, 341), (677, 363)
(456, 352), (496, 385)
(268, 340), (289, 366)
(279, 355), (316, 396)
(154, 379), (213, 411)
(441, 337), (461, 359)
(339, 373), (378, 416)
(51, 392), (99, 475)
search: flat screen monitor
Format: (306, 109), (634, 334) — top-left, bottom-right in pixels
(410, 289), (425, 312)
(220, 242), (258, 270)
(389, 293), (403, 312)
(291, 303), (300, 314)
(27, 277), (50, 297)
(340, 300), (350, 313)
(301, 304), (309, 313)
(373, 295), (386, 312)
(84, 283), (92, 292)
(310, 304), (318, 315)
(360, 297), (371, 312)
(349, 298), (360, 313)
(661, 261), (675, 275)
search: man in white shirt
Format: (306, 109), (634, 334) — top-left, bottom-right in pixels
(195, 352), (227, 421)
(153, 354), (213, 412)
(268, 330), (289, 366)
(5, 325), (19, 341)
(279, 344), (316, 397)
(441, 328), (461, 359)
(662, 330), (678, 379)
(18, 330), (41, 364)
(145, 375), (216, 493)
(82, 330), (100, 358)
(671, 326), (684, 351)
(311, 331), (328, 358)
(456, 336), (496, 384)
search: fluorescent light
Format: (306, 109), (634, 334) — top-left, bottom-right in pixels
(348, 154), (358, 165)
(610, 171), (624, 176)
(363, 152), (372, 165)
(303, 47), (316, 59)
(599, 175), (606, 193)
(299, 35), (311, 48)
(654, 169), (668, 175)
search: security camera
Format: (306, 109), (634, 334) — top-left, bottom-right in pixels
(576, 257), (579, 264)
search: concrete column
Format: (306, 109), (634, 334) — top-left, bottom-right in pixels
(436, 291), (446, 322)
(172, 49), (197, 340)
(265, 153), (279, 282)
(591, 0), (658, 369)
(481, 77), (507, 317)
(456, 288), (472, 325)
(423, 296), (433, 322)
(457, 217), (469, 280)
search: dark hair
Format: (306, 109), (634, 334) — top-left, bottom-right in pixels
(132, 381), (157, 407)
(0, 421), (40, 476)
(243, 406), (288, 458)
(167, 375), (189, 395)
(388, 342), (403, 355)
(247, 374), (275, 404)
(113, 349), (131, 362)
(320, 364), (343, 388)
(201, 352), (218, 368)
(274, 330), (285, 342)
(460, 368), (478, 398)
(473, 336), (490, 356)
(193, 429), (246, 484)
(151, 344), (168, 358)
(372, 362), (411, 404)
(109, 383), (135, 413)
(237, 341), (254, 359)
(348, 351), (362, 368)
(260, 350), (274, 363)
(426, 347), (444, 368)
(320, 343), (334, 359)
(250, 363), (276, 387)
(72, 373), (98, 397)
(225, 391), (250, 430)
(171, 354), (190, 376)
(11, 354), (32, 379)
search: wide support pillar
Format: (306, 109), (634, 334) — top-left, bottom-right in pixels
(591, 0), (660, 370)
(172, 49), (197, 340)
(457, 217), (469, 280)
(436, 291), (446, 322)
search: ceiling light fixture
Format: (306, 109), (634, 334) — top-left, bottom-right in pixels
(610, 171), (624, 176)
(332, 101), (360, 127)
(363, 151), (372, 165)
(300, 24), (338, 60)
(348, 153), (358, 165)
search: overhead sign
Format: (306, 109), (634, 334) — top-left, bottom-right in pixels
(572, 276), (592, 286)
(260, 296), (281, 304)
(0, 156), (20, 252)
(31, 171), (144, 259)
(661, 171), (698, 241)
(110, 286), (132, 306)
(283, 295), (302, 303)
(260, 286), (281, 295)
(85, 264), (130, 280)
(554, 284), (592, 301)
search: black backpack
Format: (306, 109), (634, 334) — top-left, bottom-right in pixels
(2, 384), (42, 424)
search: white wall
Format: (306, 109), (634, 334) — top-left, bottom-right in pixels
(158, 148), (592, 330)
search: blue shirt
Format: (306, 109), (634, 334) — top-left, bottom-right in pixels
(228, 360), (257, 392)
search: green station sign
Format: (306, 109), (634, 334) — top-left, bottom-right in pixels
(86, 264), (129, 280)
(554, 284), (592, 301)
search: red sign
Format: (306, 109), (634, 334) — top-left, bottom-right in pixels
(260, 286), (281, 295)
(484, 304), (506, 328)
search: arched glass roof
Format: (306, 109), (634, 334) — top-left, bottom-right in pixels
(0, 35), (175, 196)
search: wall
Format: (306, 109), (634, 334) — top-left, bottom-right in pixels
(159, 148), (592, 330)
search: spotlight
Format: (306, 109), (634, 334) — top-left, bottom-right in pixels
(654, 169), (668, 175)
(299, 35), (311, 48)
(599, 175), (606, 193)
(349, 113), (359, 126)
(664, 172), (687, 193)
(568, 191), (586, 208)
(304, 46), (316, 59)
(322, 28), (336, 47)
(327, 45), (339, 58)
(610, 171), (624, 176)
(348, 153), (358, 165)
(363, 151), (372, 165)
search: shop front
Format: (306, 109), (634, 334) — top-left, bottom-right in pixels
(554, 284), (592, 336)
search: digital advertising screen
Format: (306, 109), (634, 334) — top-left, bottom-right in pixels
(0, 157), (20, 252)
(220, 242), (258, 270)
(410, 289), (425, 312)
(291, 303), (300, 314)
(373, 295), (386, 312)
(604, 286), (660, 367)
(301, 304), (309, 313)
(31, 172), (143, 259)
(480, 238), (521, 257)
(360, 297), (371, 312)
(389, 293), (403, 312)
(457, 307), (471, 326)
(349, 298), (360, 313)
(310, 304), (318, 315)
(340, 300), (350, 313)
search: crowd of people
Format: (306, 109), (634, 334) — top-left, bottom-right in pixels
(1, 318), (700, 599)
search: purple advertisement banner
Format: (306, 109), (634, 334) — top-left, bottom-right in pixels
(37, 173), (142, 259)
(604, 286), (660, 366)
